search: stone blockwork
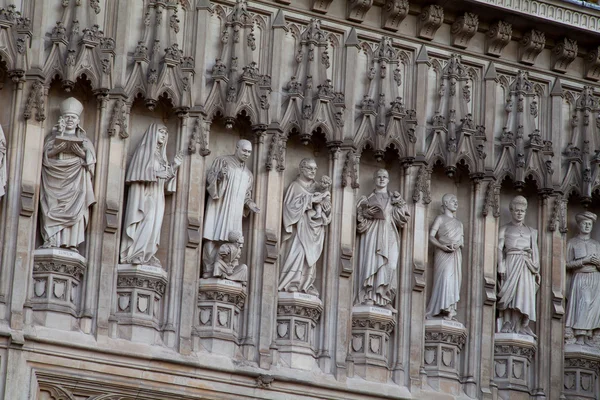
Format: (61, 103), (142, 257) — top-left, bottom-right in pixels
(1, 1), (600, 400)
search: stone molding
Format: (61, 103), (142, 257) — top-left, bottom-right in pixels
(116, 265), (167, 296)
(551, 37), (578, 73)
(485, 21), (512, 57)
(381, 0), (409, 32)
(417, 5), (444, 41)
(347, 0), (374, 23)
(518, 29), (545, 65)
(451, 13), (479, 49)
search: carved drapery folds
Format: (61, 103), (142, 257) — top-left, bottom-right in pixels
(203, 0), (269, 128)
(417, 5), (443, 41)
(426, 54), (484, 177)
(494, 71), (552, 191)
(450, 13), (479, 49)
(485, 21), (512, 57)
(551, 38), (578, 74)
(561, 86), (600, 203)
(124, 0), (193, 110)
(353, 37), (416, 163)
(518, 29), (545, 66)
(280, 19), (345, 144)
(381, 0), (409, 32)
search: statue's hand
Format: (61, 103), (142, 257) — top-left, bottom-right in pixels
(53, 141), (68, 154)
(218, 165), (228, 181)
(172, 151), (184, 169)
(71, 143), (86, 159)
(443, 244), (455, 253)
(247, 201), (260, 213)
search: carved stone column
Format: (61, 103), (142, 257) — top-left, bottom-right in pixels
(194, 278), (246, 357)
(493, 333), (537, 396)
(115, 264), (167, 344)
(423, 319), (467, 393)
(350, 305), (395, 382)
(276, 292), (322, 370)
(31, 249), (85, 329)
(563, 344), (600, 399)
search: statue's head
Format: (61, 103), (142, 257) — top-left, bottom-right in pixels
(228, 230), (244, 247)
(441, 193), (458, 212)
(575, 211), (597, 234)
(373, 169), (389, 189)
(299, 158), (317, 180)
(156, 125), (168, 146)
(509, 195), (528, 223)
(59, 97), (83, 132)
(235, 139), (252, 163)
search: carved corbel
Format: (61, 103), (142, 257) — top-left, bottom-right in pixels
(552, 290), (565, 319)
(19, 181), (35, 217)
(265, 229), (279, 263)
(412, 165), (431, 204)
(104, 199), (119, 233)
(417, 5), (443, 41)
(340, 244), (353, 278)
(276, 0), (291, 4)
(551, 38), (577, 73)
(485, 21), (512, 57)
(186, 216), (201, 248)
(347, 0), (374, 23)
(23, 80), (46, 122)
(518, 29), (545, 65)
(584, 46), (600, 81)
(342, 149), (360, 189)
(311, 0), (333, 13)
(483, 276), (496, 305)
(451, 12), (478, 49)
(412, 261), (426, 291)
(381, 0), (409, 32)
(188, 117), (210, 156)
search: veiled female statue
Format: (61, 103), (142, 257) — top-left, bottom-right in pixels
(565, 211), (600, 345)
(426, 193), (463, 320)
(120, 124), (182, 266)
(355, 169), (410, 309)
(40, 98), (96, 250)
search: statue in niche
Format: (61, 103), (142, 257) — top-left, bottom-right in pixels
(203, 230), (248, 285)
(39, 97), (96, 251)
(278, 158), (332, 296)
(0, 124), (6, 199)
(497, 195), (540, 337)
(565, 211), (600, 345)
(120, 124), (183, 266)
(202, 139), (260, 279)
(355, 169), (410, 309)
(426, 193), (463, 320)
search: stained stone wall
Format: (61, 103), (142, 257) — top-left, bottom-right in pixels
(2, 0), (600, 399)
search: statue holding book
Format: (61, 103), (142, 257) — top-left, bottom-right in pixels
(39, 97), (96, 251)
(355, 169), (410, 309)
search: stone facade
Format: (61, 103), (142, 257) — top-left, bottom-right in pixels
(2, 0), (600, 399)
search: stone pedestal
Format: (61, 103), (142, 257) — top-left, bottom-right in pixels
(423, 319), (467, 393)
(193, 278), (246, 357)
(563, 344), (600, 399)
(31, 248), (86, 330)
(275, 292), (323, 370)
(350, 305), (395, 382)
(115, 264), (168, 344)
(493, 333), (537, 397)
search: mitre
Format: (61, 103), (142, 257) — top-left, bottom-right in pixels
(59, 97), (83, 117)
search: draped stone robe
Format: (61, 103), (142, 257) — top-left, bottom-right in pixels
(40, 129), (96, 248)
(497, 224), (540, 322)
(565, 236), (600, 333)
(426, 215), (463, 318)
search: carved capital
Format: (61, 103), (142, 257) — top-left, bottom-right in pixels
(277, 303), (322, 323)
(485, 21), (512, 57)
(347, 0), (373, 23)
(381, 0), (409, 32)
(117, 274), (167, 296)
(451, 12), (478, 49)
(518, 29), (545, 65)
(585, 46), (600, 81)
(551, 38), (578, 73)
(417, 5), (443, 41)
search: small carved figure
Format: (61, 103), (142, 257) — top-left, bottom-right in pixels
(120, 124), (182, 266)
(565, 211), (600, 345)
(497, 196), (540, 337)
(355, 169), (410, 309)
(39, 98), (96, 251)
(426, 194), (463, 320)
(203, 230), (248, 285)
(278, 158), (331, 296)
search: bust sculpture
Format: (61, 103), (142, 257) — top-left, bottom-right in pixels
(203, 230), (248, 285)
(355, 169), (410, 309)
(565, 211), (600, 345)
(39, 97), (96, 251)
(120, 124), (182, 266)
(497, 195), (540, 337)
(202, 139), (259, 279)
(426, 193), (463, 320)
(278, 158), (332, 296)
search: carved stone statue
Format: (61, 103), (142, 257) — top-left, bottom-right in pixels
(202, 139), (259, 278)
(565, 211), (600, 345)
(355, 169), (410, 309)
(203, 230), (248, 285)
(426, 193), (463, 320)
(497, 195), (540, 337)
(120, 124), (182, 266)
(278, 158), (331, 296)
(0, 124), (6, 199)
(39, 97), (96, 251)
